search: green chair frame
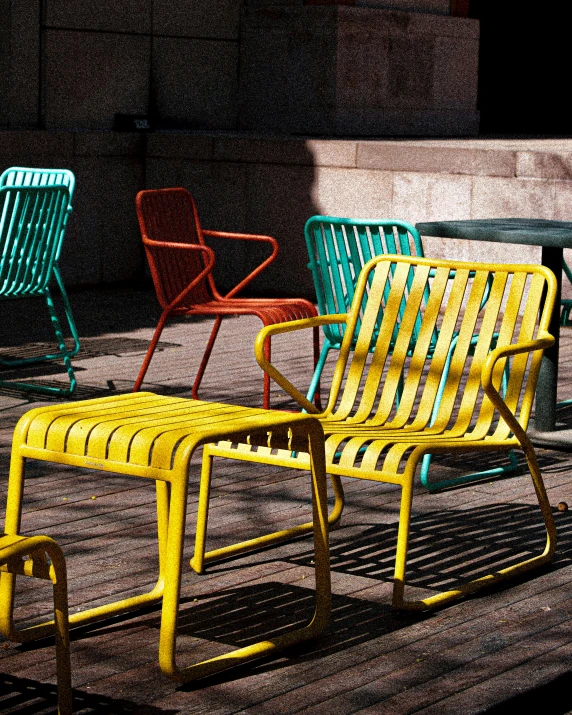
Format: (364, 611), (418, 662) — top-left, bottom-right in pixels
(560, 257), (572, 326)
(304, 215), (517, 491)
(0, 167), (75, 263)
(304, 216), (426, 406)
(0, 168), (79, 396)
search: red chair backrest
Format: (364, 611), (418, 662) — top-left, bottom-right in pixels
(136, 188), (213, 308)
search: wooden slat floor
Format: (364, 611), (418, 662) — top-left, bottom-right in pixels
(1, 286), (571, 714)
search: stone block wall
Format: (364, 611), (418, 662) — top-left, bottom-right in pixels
(0, 130), (145, 286)
(0, 0), (42, 129)
(3, 130), (572, 301)
(0, 0), (242, 132)
(1, 2), (478, 137)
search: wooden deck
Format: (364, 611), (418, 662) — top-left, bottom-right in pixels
(1, 286), (571, 714)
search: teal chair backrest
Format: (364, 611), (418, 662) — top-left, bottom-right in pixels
(0, 167), (75, 197)
(0, 184), (71, 298)
(304, 216), (426, 349)
(0, 167), (75, 261)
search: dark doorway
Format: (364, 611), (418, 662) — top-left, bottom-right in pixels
(469, 2), (570, 136)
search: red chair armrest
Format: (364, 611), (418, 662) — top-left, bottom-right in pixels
(202, 230), (279, 299)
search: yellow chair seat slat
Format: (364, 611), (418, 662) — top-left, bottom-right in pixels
(29, 393), (183, 451)
(382, 266), (451, 429)
(104, 400), (239, 464)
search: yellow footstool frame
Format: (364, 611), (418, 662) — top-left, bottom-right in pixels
(0, 393), (331, 683)
(0, 533), (72, 715)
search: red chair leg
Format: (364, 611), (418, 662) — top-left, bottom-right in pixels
(192, 316), (223, 400)
(133, 311), (170, 392)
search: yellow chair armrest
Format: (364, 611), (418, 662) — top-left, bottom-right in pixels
(481, 332), (555, 441)
(255, 314), (347, 413)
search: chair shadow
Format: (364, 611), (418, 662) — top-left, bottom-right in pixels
(483, 671), (572, 715)
(0, 336), (180, 401)
(555, 400), (572, 428)
(0, 336), (180, 364)
(6, 501), (570, 696)
(140, 502), (571, 689)
(287, 502), (572, 589)
(169, 582), (417, 691)
(424, 444), (572, 480)
(0, 672), (178, 714)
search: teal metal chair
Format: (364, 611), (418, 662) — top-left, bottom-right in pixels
(304, 215), (517, 490)
(0, 166), (75, 195)
(0, 166), (76, 275)
(0, 175), (79, 396)
(555, 258), (572, 408)
(304, 217), (425, 406)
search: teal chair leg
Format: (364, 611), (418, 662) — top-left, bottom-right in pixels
(558, 279), (572, 401)
(420, 335), (518, 491)
(0, 270), (80, 367)
(52, 266), (81, 357)
(0, 281), (78, 396)
(306, 339), (333, 406)
(560, 259), (572, 326)
(561, 299), (572, 327)
(292, 340), (333, 457)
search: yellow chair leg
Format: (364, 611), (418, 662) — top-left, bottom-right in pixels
(0, 452), (167, 643)
(190, 446), (344, 574)
(393, 446), (557, 612)
(2, 397), (331, 685)
(46, 539), (73, 715)
(0, 535), (72, 715)
(156, 480), (171, 577)
(391, 477), (414, 610)
(163, 422), (332, 682)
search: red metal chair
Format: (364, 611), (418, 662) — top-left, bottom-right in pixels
(133, 188), (319, 407)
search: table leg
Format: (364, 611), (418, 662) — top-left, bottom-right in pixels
(529, 246), (572, 448)
(535, 246), (561, 431)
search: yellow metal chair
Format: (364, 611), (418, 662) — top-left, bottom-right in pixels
(0, 533), (72, 715)
(191, 255), (558, 611)
(0, 395), (330, 683)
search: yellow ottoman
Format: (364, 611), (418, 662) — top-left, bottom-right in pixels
(0, 392), (330, 683)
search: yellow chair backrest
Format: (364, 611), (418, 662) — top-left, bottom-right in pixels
(323, 255), (553, 440)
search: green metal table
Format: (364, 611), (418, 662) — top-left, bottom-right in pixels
(417, 218), (572, 450)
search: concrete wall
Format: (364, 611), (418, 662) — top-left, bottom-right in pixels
(240, 6), (479, 136)
(249, 1), (451, 11)
(0, 0), (41, 129)
(0, 130), (145, 286)
(43, 0), (241, 132)
(3, 130), (572, 301)
(1, 2), (478, 137)
(1, 0), (242, 132)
